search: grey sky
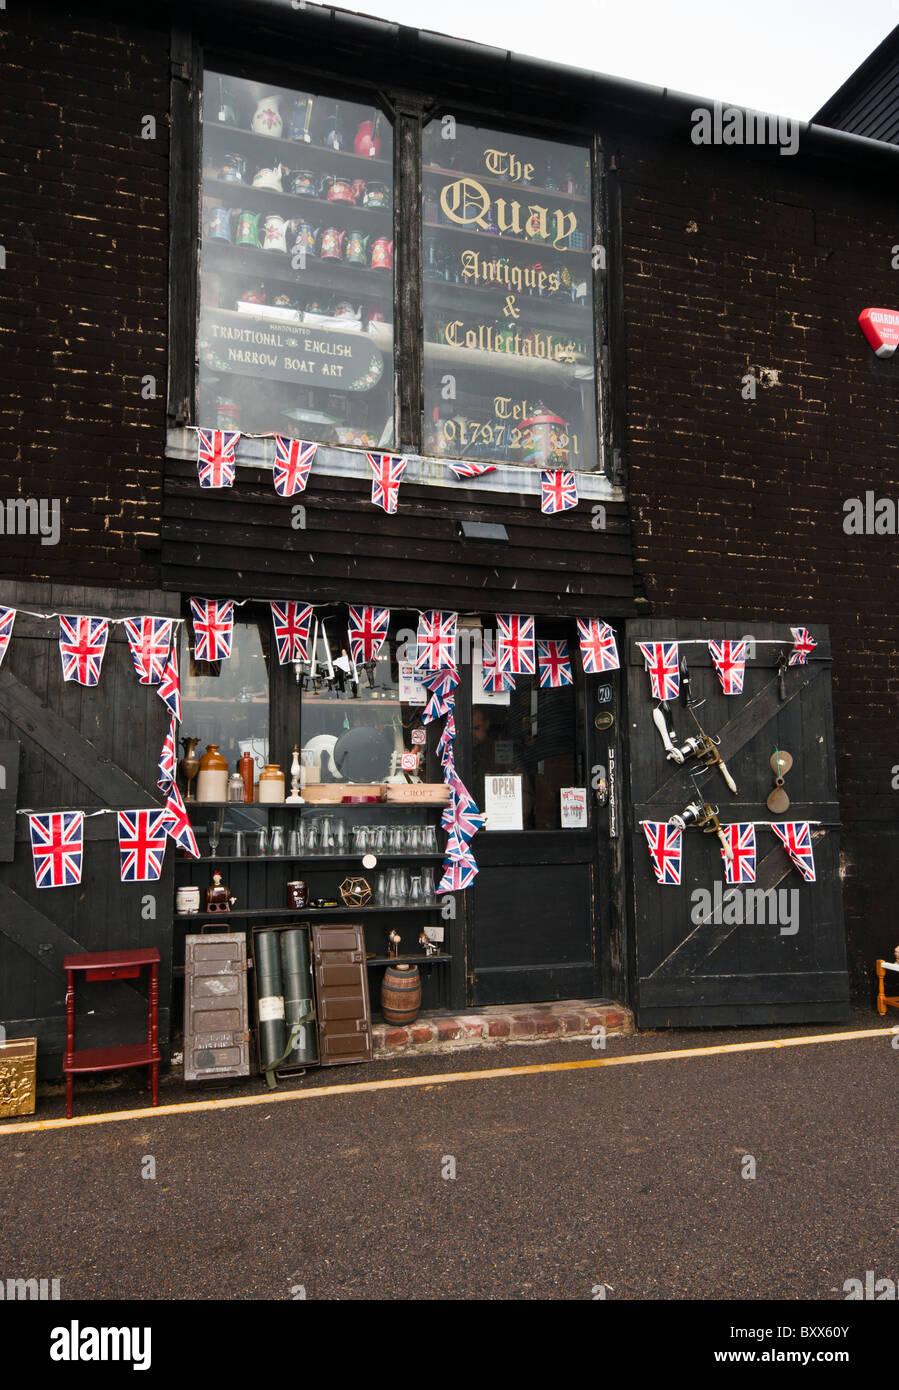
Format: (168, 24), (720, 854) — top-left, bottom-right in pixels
(338, 0), (897, 121)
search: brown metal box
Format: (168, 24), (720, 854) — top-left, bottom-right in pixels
(183, 932), (250, 1081)
(310, 923), (373, 1066)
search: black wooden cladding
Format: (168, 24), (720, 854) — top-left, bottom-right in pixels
(162, 461), (636, 615)
(626, 619), (849, 1028)
(0, 582), (179, 1077)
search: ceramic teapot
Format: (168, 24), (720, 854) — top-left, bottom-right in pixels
(251, 94), (284, 137)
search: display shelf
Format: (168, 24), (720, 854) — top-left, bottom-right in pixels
(177, 905), (442, 919)
(202, 121), (393, 173)
(366, 954), (450, 965)
(423, 163), (588, 204)
(423, 338), (591, 383)
(423, 277), (588, 325)
(204, 175), (391, 222)
(176, 853), (444, 863)
(201, 238), (394, 298)
(181, 801), (447, 811)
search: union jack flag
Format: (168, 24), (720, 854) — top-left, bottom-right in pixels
(442, 825), (472, 862)
(117, 809), (169, 882)
(540, 470), (579, 514)
(367, 452), (407, 514)
(272, 436), (316, 497)
(422, 688), (454, 724)
(416, 610), (458, 671)
(537, 639), (573, 688)
(123, 616), (174, 685)
(58, 615), (109, 687)
(0, 605), (15, 668)
(577, 619), (620, 674)
(496, 614), (535, 676)
(436, 856), (478, 893)
(29, 811), (84, 889)
(197, 429), (240, 488)
(347, 606), (389, 665)
(721, 822), (756, 884)
(481, 639), (515, 695)
(447, 462), (497, 480)
(163, 783), (200, 859)
(157, 635), (182, 722)
(158, 717), (177, 793)
(789, 628), (817, 667)
(709, 639), (747, 695)
(419, 667), (460, 697)
(190, 598), (234, 663)
(637, 641), (680, 701)
(771, 821), (816, 882)
(642, 821), (682, 885)
(270, 601), (313, 665)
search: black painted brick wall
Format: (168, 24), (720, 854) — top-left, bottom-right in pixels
(615, 135), (899, 998)
(0, 2), (169, 585)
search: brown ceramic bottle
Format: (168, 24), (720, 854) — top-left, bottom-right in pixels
(239, 751), (255, 803)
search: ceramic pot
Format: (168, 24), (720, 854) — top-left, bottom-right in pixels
(258, 764), (285, 803)
(196, 744), (228, 803)
(175, 886), (201, 915)
(251, 94), (283, 138)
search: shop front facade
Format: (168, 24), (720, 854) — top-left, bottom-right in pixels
(2, 0), (897, 1077)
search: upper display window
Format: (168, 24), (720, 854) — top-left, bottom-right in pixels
(198, 71), (395, 448)
(421, 119), (596, 470)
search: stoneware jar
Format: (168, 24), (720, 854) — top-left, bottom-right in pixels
(196, 744), (228, 803)
(251, 94), (283, 138)
(175, 886), (201, 915)
(258, 763), (286, 803)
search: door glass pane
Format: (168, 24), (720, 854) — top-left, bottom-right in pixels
(179, 619), (271, 772)
(472, 673), (579, 830)
(422, 118), (596, 468)
(199, 71), (394, 448)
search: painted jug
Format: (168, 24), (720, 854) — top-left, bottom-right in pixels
(370, 236), (393, 270)
(251, 94), (283, 137)
(261, 214), (291, 253)
(319, 227), (345, 260)
(234, 210), (261, 247)
(344, 230), (369, 265)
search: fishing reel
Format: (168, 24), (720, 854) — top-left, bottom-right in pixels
(669, 791), (733, 860)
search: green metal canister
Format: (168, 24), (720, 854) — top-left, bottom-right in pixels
(280, 929), (317, 1066)
(255, 931), (286, 1071)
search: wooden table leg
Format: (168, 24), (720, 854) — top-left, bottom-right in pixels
(64, 968), (75, 1119)
(877, 960), (886, 1016)
(149, 962), (159, 1107)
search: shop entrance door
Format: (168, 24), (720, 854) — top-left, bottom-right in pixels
(456, 626), (615, 1006)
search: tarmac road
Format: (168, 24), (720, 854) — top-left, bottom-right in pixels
(1, 1008), (897, 1303)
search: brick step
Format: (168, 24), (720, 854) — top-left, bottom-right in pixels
(373, 1000), (631, 1055)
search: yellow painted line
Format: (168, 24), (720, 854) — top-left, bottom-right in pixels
(0, 1027), (892, 1137)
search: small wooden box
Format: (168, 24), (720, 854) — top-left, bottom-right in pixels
(384, 782), (450, 805)
(0, 1038), (37, 1118)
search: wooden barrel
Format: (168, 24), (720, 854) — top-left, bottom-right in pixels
(381, 963), (422, 1025)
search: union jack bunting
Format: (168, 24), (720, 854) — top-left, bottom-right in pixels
(577, 619), (620, 674)
(272, 436), (316, 497)
(0, 605), (15, 669)
(496, 614), (535, 676)
(721, 822), (757, 884)
(163, 783), (200, 859)
(537, 639), (573, 689)
(270, 601), (313, 666)
(642, 821), (683, 886)
(190, 598), (234, 663)
(422, 688), (454, 725)
(771, 821), (816, 882)
(447, 462), (497, 480)
(449, 788), (487, 841)
(347, 606), (389, 665)
(481, 639), (515, 695)
(123, 616), (174, 685)
(158, 717), (177, 793)
(58, 615), (109, 687)
(29, 811), (84, 889)
(437, 856), (479, 893)
(788, 627), (817, 667)
(367, 452), (407, 514)
(442, 825), (472, 863)
(117, 810), (168, 883)
(637, 641), (680, 701)
(709, 639), (747, 695)
(196, 428), (240, 488)
(540, 469), (579, 514)
(415, 610), (458, 671)
(157, 635), (182, 722)
(419, 667), (460, 697)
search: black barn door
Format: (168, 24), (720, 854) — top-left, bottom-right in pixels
(627, 620), (849, 1028)
(0, 584), (179, 1078)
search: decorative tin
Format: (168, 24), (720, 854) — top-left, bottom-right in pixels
(234, 210), (261, 247)
(251, 94), (283, 138)
(362, 181), (389, 209)
(353, 119), (381, 158)
(287, 169), (317, 197)
(207, 206), (233, 242)
(370, 236), (393, 270)
(288, 95), (314, 142)
(287, 880), (308, 909)
(319, 227), (345, 261)
(351, 178), (366, 203)
(219, 153), (246, 183)
(216, 397), (241, 430)
(260, 214), (290, 252)
(252, 164), (284, 191)
(0, 1037), (37, 1118)
(239, 284), (266, 304)
(326, 177), (356, 204)
(344, 230), (369, 265)
(291, 222), (318, 258)
(519, 402), (569, 468)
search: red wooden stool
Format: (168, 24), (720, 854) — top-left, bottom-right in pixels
(62, 948), (161, 1118)
(875, 959), (899, 1016)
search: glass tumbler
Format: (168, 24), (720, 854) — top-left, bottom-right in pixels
(371, 825), (387, 855)
(374, 871), (388, 905)
(333, 818), (347, 855)
(287, 818), (302, 857)
(270, 825), (286, 856)
(422, 825), (438, 854)
(420, 866), (437, 905)
(305, 821), (319, 855)
(408, 874), (423, 907)
(353, 825), (369, 856)
(388, 825), (404, 855)
(395, 868), (410, 905)
(233, 830), (247, 858)
(319, 815), (335, 854)
(386, 867), (402, 906)
(256, 827), (269, 856)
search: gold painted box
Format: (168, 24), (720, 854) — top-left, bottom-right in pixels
(0, 1038), (37, 1118)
